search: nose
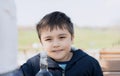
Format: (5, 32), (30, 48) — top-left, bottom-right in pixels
(52, 40), (60, 48)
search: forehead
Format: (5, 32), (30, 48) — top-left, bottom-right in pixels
(40, 27), (70, 37)
(42, 27), (69, 33)
(40, 25), (68, 33)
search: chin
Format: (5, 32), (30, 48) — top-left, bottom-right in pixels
(53, 57), (65, 61)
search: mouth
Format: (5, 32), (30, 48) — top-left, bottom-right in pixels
(52, 49), (64, 53)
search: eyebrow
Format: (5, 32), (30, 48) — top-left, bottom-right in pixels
(44, 33), (67, 39)
(58, 34), (67, 36)
(44, 36), (52, 39)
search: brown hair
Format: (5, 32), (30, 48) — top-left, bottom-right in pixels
(36, 11), (74, 41)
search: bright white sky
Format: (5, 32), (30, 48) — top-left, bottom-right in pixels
(15, 0), (120, 27)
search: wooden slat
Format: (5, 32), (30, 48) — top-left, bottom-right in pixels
(100, 48), (120, 76)
(100, 54), (120, 59)
(100, 48), (120, 59)
(104, 72), (120, 76)
(100, 48), (120, 54)
(100, 59), (120, 72)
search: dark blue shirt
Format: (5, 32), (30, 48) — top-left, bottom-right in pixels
(18, 49), (103, 76)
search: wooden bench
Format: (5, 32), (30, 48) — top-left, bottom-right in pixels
(100, 48), (120, 76)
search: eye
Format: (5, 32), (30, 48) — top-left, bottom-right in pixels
(59, 36), (66, 39)
(45, 38), (52, 41)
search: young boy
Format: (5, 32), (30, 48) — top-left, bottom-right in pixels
(19, 11), (103, 76)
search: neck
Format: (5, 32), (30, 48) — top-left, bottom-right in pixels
(55, 52), (73, 62)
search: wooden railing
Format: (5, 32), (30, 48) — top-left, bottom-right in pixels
(100, 48), (120, 76)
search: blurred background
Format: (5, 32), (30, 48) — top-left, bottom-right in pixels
(0, 0), (120, 75)
(15, 0), (120, 65)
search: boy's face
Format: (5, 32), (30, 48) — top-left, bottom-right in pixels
(40, 27), (74, 62)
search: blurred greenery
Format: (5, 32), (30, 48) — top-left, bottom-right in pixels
(18, 26), (120, 51)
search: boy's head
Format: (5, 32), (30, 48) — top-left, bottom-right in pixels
(36, 11), (74, 41)
(36, 11), (74, 61)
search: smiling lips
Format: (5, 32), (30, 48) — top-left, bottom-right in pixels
(52, 49), (64, 53)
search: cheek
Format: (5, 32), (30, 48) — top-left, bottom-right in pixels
(62, 39), (73, 46)
(63, 41), (72, 52)
(42, 42), (51, 50)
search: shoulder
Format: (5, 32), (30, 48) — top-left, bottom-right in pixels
(19, 53), (40, 76)
(73, 49), (100, 66)
(77, 49), (102, 69)
(21, 53), (40, 67)
(72, 49), (103, 76)
(24, 53), (40, 70)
